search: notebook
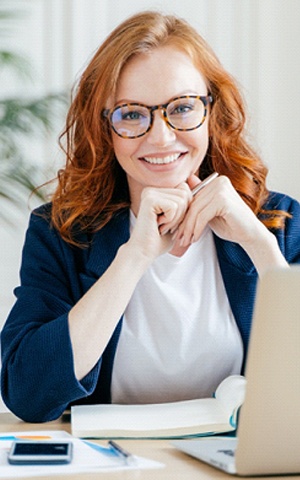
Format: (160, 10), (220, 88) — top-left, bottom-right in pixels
(172, 266), (300, 476)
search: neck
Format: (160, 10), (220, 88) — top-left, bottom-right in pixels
(127, 179), (143, 217)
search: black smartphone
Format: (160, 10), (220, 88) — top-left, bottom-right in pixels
(8, 440), (73, 465)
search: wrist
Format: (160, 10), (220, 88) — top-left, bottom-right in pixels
(118, 240), (154, 272)
(242, 227), (289, 277)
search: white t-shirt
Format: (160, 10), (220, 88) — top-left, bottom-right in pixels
(111, 214), (243, 404)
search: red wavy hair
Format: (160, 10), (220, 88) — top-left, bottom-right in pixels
(51, 11), (288, 246)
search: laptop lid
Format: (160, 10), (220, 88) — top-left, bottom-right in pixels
(235, 266), (300, 475)
(172, 266), (300, 476)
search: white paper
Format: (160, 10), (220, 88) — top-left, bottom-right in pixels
(0, 430), (163, 477)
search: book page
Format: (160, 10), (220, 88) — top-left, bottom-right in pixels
(72, 397), (231, 438)
(72, 375), (247, 438)
(215, 375), (246, 426)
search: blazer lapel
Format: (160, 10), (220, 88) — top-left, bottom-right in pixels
(213, 234), (258, 365)
(79, 210), (130, 292)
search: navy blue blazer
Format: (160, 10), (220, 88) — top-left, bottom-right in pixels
(1, 191), (300, 422)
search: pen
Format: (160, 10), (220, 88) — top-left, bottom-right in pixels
(108, 440), (136, 465)
(191, 171), (219, 196)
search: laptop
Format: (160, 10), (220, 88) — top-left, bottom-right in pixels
(172, 266), (300, 476)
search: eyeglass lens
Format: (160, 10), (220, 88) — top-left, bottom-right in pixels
(109, 96), (208, 138)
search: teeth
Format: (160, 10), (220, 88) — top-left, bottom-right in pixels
(143, 153), (181, 164)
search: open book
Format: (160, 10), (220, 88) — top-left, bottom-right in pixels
(71, 375), (246, 439)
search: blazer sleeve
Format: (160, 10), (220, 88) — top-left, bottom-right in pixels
(0, 207), (101, 422)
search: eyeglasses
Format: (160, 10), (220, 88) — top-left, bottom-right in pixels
(102, 94), (213, 139)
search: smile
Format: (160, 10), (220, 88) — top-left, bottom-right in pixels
(142, 153), (184, 165)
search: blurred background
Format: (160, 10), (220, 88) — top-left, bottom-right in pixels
(0, 0), (300, 409)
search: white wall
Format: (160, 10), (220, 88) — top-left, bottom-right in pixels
(0, 1), (299, 411)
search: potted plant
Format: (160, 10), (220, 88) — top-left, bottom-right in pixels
(0, 1), (67, 220)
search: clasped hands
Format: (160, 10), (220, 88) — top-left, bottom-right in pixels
(134, 174), (263, 254)
(128, 173), (288, 275)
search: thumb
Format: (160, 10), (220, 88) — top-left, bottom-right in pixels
(186, 174), (201, 191)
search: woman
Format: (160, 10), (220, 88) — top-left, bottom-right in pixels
(1, 11), (300, 423)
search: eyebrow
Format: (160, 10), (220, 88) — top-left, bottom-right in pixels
(114, 91), (208, 107)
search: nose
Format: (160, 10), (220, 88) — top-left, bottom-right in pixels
(146, 109), (176, 146)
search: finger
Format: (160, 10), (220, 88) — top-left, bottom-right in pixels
(186, 174), (201, 191)
(192, 204), (217, 241)
(158, 187), (191, 234)
(159, 201), (187, 234)
(176, 187), (217, 245)
(178, 203), (215, 246)
(156, 200), (178, 226)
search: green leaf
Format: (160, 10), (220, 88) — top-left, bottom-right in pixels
(0, 51), (32, 77)
(0, 1), (69, 222)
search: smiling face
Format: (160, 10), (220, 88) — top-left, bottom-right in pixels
(110, 45), (210, 211)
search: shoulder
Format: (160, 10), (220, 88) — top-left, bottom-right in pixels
(263, 191), (300, 233)
(263, 192), (300, 263)
(262, 191), (300, 213)
(26, 203), (130, 254)
(28, 203), (88, 248)
(29, 202), (52, 226)
(22, 204), (87, 272)
(26, 203), (57, 243)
